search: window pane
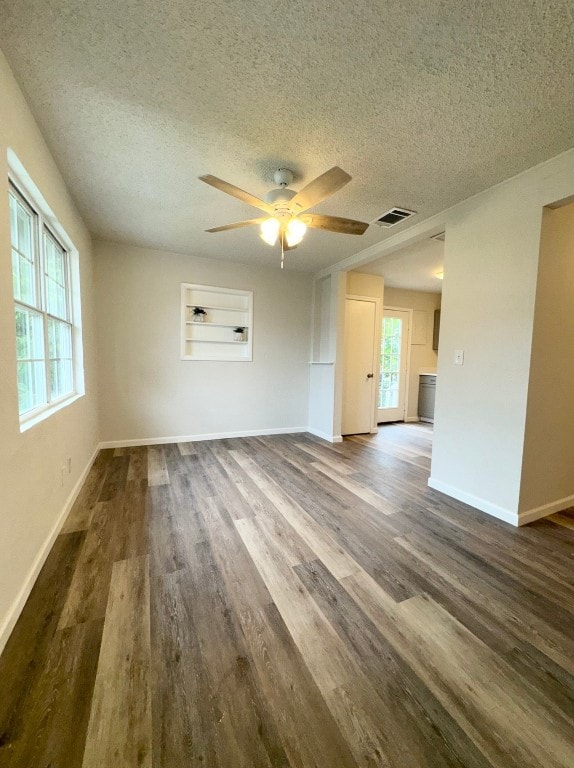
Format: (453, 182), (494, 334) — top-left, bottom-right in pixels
(17, 361), (46, 414)
(15, 307), (45, 361)
(379, 316), (404, 410)
(48, 319), (73, 400)
(10, 194), (19, 249)
(44, 231), (68, 319)
(46, 276), (67, 319)
(50, 359), (73, 400)
(45, 234), (65, 285)
(48, 318), (72, 359)
(16, 199), (33, 258)
(12, 250), (21, 299)
(18, 253), (36, 305)
(10, 193), (37, 307)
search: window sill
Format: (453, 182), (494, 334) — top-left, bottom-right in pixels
(19, 392), (84, 433)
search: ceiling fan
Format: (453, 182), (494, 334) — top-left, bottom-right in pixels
(199, 167), (369, 268)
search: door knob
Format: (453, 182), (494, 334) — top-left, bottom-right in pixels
(367, 373), (374, 378)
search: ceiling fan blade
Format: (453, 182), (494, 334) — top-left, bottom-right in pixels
(206, 218), (267, 233)
(303, 213), (369, 235)
(288, 167), (352, 213)
(199, 175), (274, 214)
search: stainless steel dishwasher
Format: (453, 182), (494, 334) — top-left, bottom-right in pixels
(418, 374), (436, 422)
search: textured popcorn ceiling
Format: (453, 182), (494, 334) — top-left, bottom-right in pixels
(358, 238), (445, 293)
(1, 1), (574, 272)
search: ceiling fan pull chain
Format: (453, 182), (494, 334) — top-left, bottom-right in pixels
(281, 233), (285, 269)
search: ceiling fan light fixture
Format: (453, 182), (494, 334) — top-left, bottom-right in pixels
(285, 218), (307, 247)
(260, 217), (280, 246)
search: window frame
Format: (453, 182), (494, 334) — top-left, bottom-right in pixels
(8, 169), (84, 430)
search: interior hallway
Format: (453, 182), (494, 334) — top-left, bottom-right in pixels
(1, 425), (574, 767)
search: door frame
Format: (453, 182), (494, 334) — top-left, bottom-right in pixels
(379, 305), (413, 423)
(344, 294), (382, 434)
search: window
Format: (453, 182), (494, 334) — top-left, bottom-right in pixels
(9, 180), (80, 424)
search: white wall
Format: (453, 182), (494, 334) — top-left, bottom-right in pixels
(519, 202), (574, 514)
(431, 189), (541, 519)
(430, 149), (574, 524)
(94, 240), (312, 443)
(383, 288), (441, 420)
(0, 52), (99, 650)
(308, 271), (356, 442)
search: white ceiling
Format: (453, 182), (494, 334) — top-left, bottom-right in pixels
(356, 238), (444, 293)
(1, 1), (574, 272)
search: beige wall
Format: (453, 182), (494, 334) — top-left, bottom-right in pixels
(346, 271), (384, 302)
(94, 240), (312, 443)
(431, 184), (541, 518)
(383, 288), (441, 420)
(519, 203), (574, 512)
(0, 52), (99, 650)
(429, 147), (574, 523)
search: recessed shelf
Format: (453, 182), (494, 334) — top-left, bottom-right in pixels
(185, 338), (248, 344)
(186, 303), (247, 312)
(186, 321), (249, 328)
(181, 283), (253, 361)
(181, 355), (249, 362)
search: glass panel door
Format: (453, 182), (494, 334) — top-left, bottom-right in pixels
(378, 309), (409, 422)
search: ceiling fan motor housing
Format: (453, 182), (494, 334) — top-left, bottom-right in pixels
(273, 168), (294, 187)
(265, 187), (297, 206)
(265, 168), (296, 206)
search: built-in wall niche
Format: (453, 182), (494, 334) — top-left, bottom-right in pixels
(181, 283), (253, 361)
(311, 274), (333, 363)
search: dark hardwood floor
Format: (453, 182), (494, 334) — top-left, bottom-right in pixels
(2, 424), (574, 767)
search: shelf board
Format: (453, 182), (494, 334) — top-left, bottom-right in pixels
(186, 339), (248, 344)
(186, 321), (249, 328)
(186, 304), (248, 312)
(181, 355), (251, 362)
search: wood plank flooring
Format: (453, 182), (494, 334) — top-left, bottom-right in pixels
(2, 423), (574, 767)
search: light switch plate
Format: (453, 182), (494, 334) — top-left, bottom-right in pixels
(454, 349), (464, 365)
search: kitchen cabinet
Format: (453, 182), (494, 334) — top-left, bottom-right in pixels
(418, 374), (436, 422)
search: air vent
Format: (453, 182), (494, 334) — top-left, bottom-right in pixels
(431, 232), (445, 242)
(374, 207), (416, 227)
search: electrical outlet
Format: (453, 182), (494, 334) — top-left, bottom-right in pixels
(67, 456), (72, 474)
(454, 349), (464, 365)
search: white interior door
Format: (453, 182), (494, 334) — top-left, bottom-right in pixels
(378, 308), (409, 423)
(342, 298), (377, 435)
